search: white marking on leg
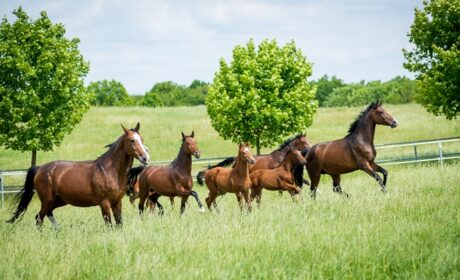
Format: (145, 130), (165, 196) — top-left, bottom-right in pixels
(48, 216), (59, 230)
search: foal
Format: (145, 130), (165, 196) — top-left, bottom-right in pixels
(250, 147), (307, 206)
(197, 143), (256, 212)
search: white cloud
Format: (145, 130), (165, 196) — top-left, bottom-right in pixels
(1, 0), (421, 93)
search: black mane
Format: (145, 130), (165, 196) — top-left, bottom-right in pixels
(275, 134), (303, 151)
(347, 102), (378, 135)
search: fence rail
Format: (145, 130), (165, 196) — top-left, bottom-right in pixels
(1, 136), (459, 206)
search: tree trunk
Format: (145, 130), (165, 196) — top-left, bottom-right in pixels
(31, 149), (37, 167)
(256, 137), (261, 155)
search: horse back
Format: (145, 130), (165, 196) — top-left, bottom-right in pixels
(307, 139), (358, 174)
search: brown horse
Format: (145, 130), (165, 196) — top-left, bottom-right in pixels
(197, 143), (256, 212)
(306, 101), (398, 198)
(250, 147), (307, 206)
(7, 123), (150, 227)
(205, 134), (311, 187)
(131, 131), (201, 215)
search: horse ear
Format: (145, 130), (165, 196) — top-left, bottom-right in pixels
(121, 124), (129, 134)
(191, 130), (194, 138)
(134, 122), (140, 132)
(182, 132), (185, 140)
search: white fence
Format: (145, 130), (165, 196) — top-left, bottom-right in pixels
(1, 137), (459, 207)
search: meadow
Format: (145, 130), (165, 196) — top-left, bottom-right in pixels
(0, 103), (459, 279)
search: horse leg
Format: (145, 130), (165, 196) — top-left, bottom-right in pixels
(236, 192), (244, 211)
(330, 174), (349, 197)
(169, 197), (175, 209)
(372, 162), (388, 188)
(243, 189), (252, 212)
(100, 200), (112, 226)
(250, 186), (262, 207)
(361, 163), (386, 193)
(205, 187), (218, 212)
(148, 193), (161, 216)
(129, 191), (139, 205)
(36, 201), (53, 228)
(306, 166), (321, 200)
(190, 190), (205, 212)
(110, 200), (123, 228)
(46, 197), (67, 230)
(180, 195), (190, 215)
(282, 182), (302, 202)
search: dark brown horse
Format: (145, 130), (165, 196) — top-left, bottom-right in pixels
(250, 146), (307, 206)
(131, 132), (201, 215)
(7, 123), (150, 227)
(197, 143), (256, 212)
(306, 101), (398, 198)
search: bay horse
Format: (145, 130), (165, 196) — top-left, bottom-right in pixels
(306, 101), (398, 198)
(250, 146), (307, 206)
(197, 143), (256, 212)
(127, 165), (204, 213)
(131, 132), (201, 215)
(205, 134), (311, 187)
(7, 123), (150, 227)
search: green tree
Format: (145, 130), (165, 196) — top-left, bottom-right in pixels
(141, 91), (163, 107)
(313, 75), (345, 106)
(403, 0), (460, 119)
(207, 39), (317, 155)
(0, 7), (89, 166)
(145, 81), (186, 106)
(87, 79), (131, 106)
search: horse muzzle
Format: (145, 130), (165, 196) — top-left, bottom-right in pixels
(193, 151), (201, 159)
(390, 120), (398, 128)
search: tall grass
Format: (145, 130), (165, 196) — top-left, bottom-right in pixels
(0, 163), (458, 279)
(0, 104), (459, 170)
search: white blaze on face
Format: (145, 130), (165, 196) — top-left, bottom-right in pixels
(243, 147), (249, 153)
(133, 133), (149, 162)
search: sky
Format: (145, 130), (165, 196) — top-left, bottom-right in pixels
(1, 0), (422, 94)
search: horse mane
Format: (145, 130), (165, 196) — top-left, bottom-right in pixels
(347, 101), (378, 135)
(275, 134), (303, 152)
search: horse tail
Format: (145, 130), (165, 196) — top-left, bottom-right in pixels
(127, 166), (145, 195)
(208, 157), (236, 169)
(6, 166), (39, 223)
(196, 170), (206, 186)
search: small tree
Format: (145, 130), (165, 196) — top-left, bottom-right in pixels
(207, 39), (317, 155)
(403, 0), (460, 119)
(87, 79), (131, 106)
(0, 7), (90, 166)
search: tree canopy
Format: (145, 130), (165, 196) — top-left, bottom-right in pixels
(403, 0), (460, 119)
(206, 39), (317, 154)
(0, 7), (90, 166)
(87, 79), (131, 106)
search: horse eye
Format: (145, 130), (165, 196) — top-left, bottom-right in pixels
(130, 139), (135, 143)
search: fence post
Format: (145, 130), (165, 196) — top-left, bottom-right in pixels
(438, 142), (444, 167)
(1, 176), (4, 208)
(414, 145), (419, 161)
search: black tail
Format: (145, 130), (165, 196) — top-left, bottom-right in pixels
(293, 148), (310, 188)
(127, 166), (145, 195)
(196, 157), (235, 186)
(6, 166), (39, 223)
(196, 170), (206, 186)
(208, 157), (235, 169)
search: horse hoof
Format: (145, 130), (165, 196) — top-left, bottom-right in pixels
(198, 207), (206, 213)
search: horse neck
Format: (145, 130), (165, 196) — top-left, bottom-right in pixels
(279, 151), (296, 171)
(270, 144), (291, 161)
(97, 140), (133, 181)
(351, 114), (376, 146)
(171, 145), (192, 175)
(232, 154), (250, 179)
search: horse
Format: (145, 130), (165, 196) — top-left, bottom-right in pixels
(130, 131), (202, 215)
(7, 123), (150, 227)
(197, 143), (256, 212)
(250, 146), (307, 206)
(204, 134), (311, 187)
(128, 165), (204, 213)
(306, 101), (398, 199)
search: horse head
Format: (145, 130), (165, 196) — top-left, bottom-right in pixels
(369, 101), (398, 128)
(182, 131), (200, 158)
(239, 143), (256, 164)
(121, 122), (150, 165)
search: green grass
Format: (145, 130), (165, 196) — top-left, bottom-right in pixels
(0, 163), (458, 279)
(0, 103), (459, 170)
(0, 103), (459, 279)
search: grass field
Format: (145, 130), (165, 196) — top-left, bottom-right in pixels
(0, 103), (459, 279)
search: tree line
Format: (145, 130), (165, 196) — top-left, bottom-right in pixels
(87, 75), (417, 108)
